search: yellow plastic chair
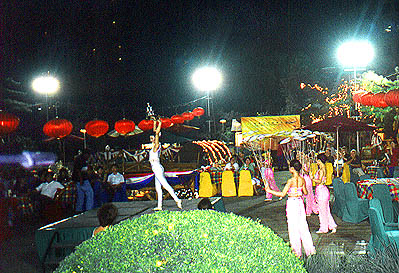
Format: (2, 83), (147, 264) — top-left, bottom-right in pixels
(341, 163), (350, 183)
(199, 172), (217, 197)
(325, 162), (333, 185)
(221, 171), (237, 197)
(311, 163), (318, 186)
(238, 170), (253, 196)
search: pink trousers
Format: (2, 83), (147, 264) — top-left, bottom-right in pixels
(303, 174), (318, 215)
(315, 185), (337, 233)
(263, 168), (280, 199)
(286, 197), (316, 257)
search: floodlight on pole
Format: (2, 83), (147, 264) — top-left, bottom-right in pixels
(337, 40), (374, 153)
(32, 75), (60, 121)
(192, 67), (223, 135)
(337, 41), (374, 69)
(32, 76), (60, 95)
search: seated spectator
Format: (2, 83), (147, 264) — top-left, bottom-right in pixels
(324, 148), (335, 164)
(224, 156), (239, 171)
(209, 161), (222, 171)
(33, 172), (64, 212)
(345, 149), (365, 176)
(239, 157), (261, 195)
(93, 203), (118, 236)
(387, 140), (399, 177)
(76, 167), (94, 212)
(107, 164), (128, 202)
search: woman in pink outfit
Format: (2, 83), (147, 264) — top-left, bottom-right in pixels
(266, 159), (316, 258)
(312, 154), (337, 234)
(261, 153), (280, 201)
(301, 154), (319, 216)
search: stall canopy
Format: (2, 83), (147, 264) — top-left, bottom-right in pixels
(241, 115), (300, 150)
(302, 115), (376, 175)
(302, 115), (376, 132)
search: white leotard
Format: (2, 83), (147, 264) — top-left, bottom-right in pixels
(149, 145), (161, 166)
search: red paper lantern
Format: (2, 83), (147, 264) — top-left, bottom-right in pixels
(43, 118), (73, 138)
(0, 112), (20, 135)
(114, 119), (135, 135)
(384, 89), (399, 107)
(138, 119), (154, 131)
(192, 107), (205, 117)
(182, 112), (194, 121)
(372, 92), (388, 108)
(352, 90), (366, 103)
(171, 115), (184, 124)
(85, 120), (109, 138)
(359, 92), (374, 106)
(160, 118), (172, 128)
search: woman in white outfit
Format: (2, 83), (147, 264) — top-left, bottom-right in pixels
(150, 119), (182, 211)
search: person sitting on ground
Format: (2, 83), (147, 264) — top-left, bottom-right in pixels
(224, 156), (239, 171)
(345, 149), (365, 176)
(93, 203), (118, 236)
(197, 197), (214, 210)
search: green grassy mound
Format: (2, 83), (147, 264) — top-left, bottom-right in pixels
(56, 210), (305, 273)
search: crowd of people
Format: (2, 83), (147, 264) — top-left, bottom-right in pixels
(0, 151), (131, 227)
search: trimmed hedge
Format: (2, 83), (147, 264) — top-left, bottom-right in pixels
(56, 210), (306, 272)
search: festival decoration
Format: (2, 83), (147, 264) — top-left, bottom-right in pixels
(85, 120), (109, 138)
(43, 118), (73, 139)
(170, 115), (184, 124)
(182, 112), (194, 121)
(384, 89), (399, 107)
(352, 90), (367, 103)
(160, 118), (172, 128)
(359, 92), (374, 106)
(114, 119), (135, 135)
(192, 107), (205, 117)
(0, 112), (20, 136)
(371, 92), (388, 108)
(138, 119), (154, 131)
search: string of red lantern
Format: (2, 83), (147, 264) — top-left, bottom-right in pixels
(85, 120), (109, 138)
(115, 119), (135, 135)
(43, 118), (73, 139)
(0, 112), (20, 136)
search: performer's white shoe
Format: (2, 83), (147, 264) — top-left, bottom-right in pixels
(153, 207), (162, 211)
(176, 200), (182, 209)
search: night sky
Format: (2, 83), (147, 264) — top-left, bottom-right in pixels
(1, 0), (398, 127)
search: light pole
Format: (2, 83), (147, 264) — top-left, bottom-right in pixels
(337, 40), (374, 152)
(192, 66), (223, 136)
(80, 129), (87, 149)
(32, 75), (60, 121)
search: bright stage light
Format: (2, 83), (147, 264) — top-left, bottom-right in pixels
(192, 67), (223, 92)
(32, 76), (60, 95)
(337, 41), (374, 68)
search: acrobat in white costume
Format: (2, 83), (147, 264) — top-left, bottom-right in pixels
(150, 119), (182, 211)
